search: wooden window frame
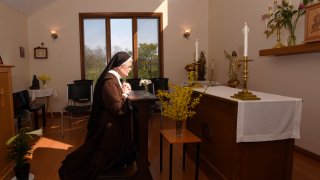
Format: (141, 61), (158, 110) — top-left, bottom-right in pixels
(79, 12), (163, 79)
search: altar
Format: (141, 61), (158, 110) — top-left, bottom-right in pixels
(186, 86), (302, 180)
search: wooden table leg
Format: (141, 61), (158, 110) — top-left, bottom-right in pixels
(41, 106), (46, 127)
(160, 133), (163, 172)
(169, 144), (173, 180)
(195, 143), (200, 180)
(183, 143), (186, 170)
(34, 110), (39, 129)
(46, 96), (53, 119)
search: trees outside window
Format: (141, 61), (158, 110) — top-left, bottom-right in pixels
(80, 13), (163, 83)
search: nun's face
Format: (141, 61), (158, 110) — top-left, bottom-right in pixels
(118, 58), (133, 77)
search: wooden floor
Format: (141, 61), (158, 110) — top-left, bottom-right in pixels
(4, 115), (320, 180)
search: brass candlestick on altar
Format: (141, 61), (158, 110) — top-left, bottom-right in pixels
(191, 61), (203, 87)
(209, 59), (215, 82)
(231, 56), (260, 100)
(210, 68), (215, 82)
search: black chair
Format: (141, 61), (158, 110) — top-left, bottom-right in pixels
(13, 90), (46, 130)
(149, 78), (169, 128)
(152, 78), (169, 94)
(126, 78), (144, 91)
(61, 80), (93, 136)
(126, 78), (155, 94)
(13, 97), (32, 132)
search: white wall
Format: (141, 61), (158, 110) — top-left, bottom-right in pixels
(0, 2), (30, 92)
(209, 0), (320, 155)
(27, 0), (208, 112)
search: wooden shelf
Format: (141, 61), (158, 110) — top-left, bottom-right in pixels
(259, 41), (320, 56)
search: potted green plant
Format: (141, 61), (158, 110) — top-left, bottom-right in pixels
(6, 127), (42, 180)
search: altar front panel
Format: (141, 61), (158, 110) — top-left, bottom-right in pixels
(187, 86), (300, 180)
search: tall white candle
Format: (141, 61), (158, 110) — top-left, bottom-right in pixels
(243, 22), (249, 57)
(195, 39), (199, 61)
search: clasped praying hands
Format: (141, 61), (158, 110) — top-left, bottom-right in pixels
(122, 82), (132, 95)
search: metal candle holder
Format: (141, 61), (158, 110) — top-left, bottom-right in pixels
(191, 61), (203, 87)
(231, 56), (260, 100)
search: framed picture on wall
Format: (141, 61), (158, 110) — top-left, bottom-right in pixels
(34, 47), (48, 59)
(305, 3), (320, 43)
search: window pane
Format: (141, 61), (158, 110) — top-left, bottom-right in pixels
(110, 19), (133, 56)
(137, 18), (159, 78)
(111, 19), (133, 78)
(84, 19), (106, 82)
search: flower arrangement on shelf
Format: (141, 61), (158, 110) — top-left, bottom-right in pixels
(262, 0), (307, 46)
(38, 74), (51, 87)
(139, 79), (152, 93)
(6, 127), (43, 179)
(156, 73), (207, 136)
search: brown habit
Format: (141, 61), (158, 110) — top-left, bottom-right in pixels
(58, 73), (135, 180)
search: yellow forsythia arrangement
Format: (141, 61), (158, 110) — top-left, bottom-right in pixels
(38, 74), (51, 84)
(157, 72), (206, 121)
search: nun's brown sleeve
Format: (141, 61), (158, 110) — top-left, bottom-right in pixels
(102, 73), (128, 117)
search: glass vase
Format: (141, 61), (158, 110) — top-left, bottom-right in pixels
(287, 32), (296, 46)
(144, 85), (149, 96)
(176, 120), (183, 137)
(42, 82), (47, 88)
(274, 25), (284, 48)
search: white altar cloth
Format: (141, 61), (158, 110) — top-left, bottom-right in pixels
(193, 86), (302, 142)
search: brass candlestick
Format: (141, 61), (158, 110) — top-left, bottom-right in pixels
(209, 59), (215, 82)
(231, 56), (260, 100)
(210, 68), (214, 82)
(191, 61), (203, 87)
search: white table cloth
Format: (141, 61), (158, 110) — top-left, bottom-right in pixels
(193, 86), (302, 142)
(28, 88), (58, 118)
(28, 88), (58, 101)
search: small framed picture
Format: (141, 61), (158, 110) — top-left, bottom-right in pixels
(305, 3), (320, 43)
(34, 47), (48, 59)
(0, 56), (3, 64)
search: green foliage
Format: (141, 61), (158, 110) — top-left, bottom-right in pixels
(6, 128), (42, 168)
(138, 43), (159, 78)
(157, 72), (207, 121)
(263, 0), (307, 38)
(84, 43), (160, 82)
(84, 45), (106, 84)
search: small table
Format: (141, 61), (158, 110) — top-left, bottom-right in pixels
(28, 88), (57, 118)
(160, 129), (201, 180)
